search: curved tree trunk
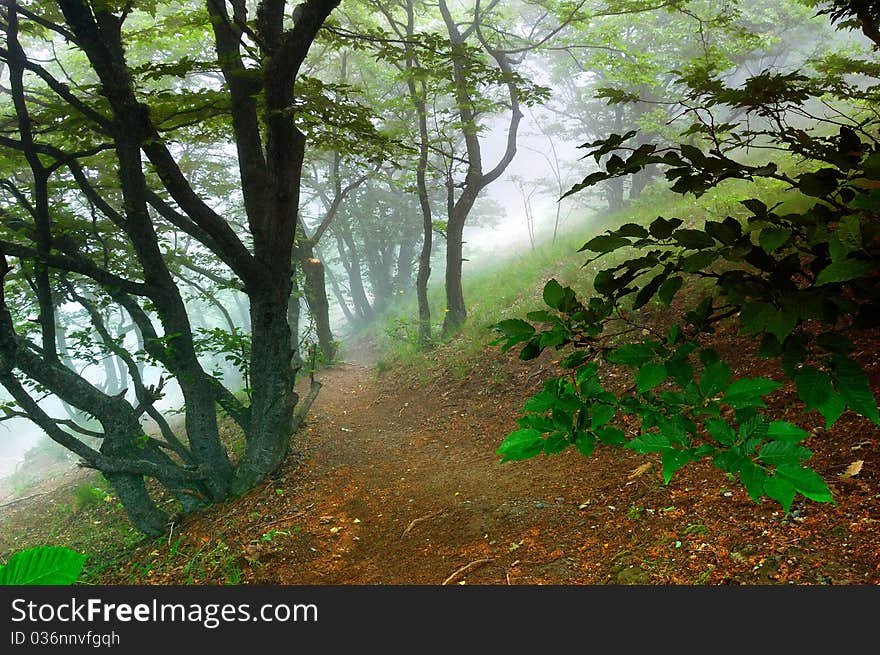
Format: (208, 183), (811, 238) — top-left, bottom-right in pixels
(297, 246), (336, 363)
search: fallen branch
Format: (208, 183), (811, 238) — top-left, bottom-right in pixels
(290, 378), (322, 433)
(0, 491), (48, 509)
(442, 558), (493, 585)
(402, 509), (443, 537)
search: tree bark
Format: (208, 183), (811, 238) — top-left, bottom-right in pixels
(299, 250), (336, 362)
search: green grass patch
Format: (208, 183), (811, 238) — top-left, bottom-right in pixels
(368, 170), (810, 381)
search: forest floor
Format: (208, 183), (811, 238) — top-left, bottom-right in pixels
(1, 324), (879, 585)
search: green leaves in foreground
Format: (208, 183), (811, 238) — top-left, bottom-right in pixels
(496, 331), (837, 513)
(0, 546), (86, 585)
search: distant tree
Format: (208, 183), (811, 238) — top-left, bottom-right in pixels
(541, 0), (830, 212)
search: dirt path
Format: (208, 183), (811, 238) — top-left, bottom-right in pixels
(207, 354), (606, 585)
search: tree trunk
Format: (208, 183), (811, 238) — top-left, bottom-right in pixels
(607, 176), (625, 212)
(317, 245), (356, 327)
(233, 288), (298, 495)
(298, 248), (336, 362)
(395, 235), (416, 293)
(335, 228), (374, 323)
(288, 264), (304, 370)
(442, 212), (467, 336)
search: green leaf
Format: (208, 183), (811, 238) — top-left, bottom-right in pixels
(765, 309), (797, 343)
(795, 366), (832, 410)
(526, 310), (556, 323)
(665, 356), (694, 387)
(738, 461), (767, 503)
(759, 227), (790, 253)
(542, 279), (565, 309)
(523, 389), (556, 413)
(658, 276), (683, 306)
(607, 343), (656, 367)
(700, 361), (731, 397)
(560, 351), (590, 369)
(574, 432), (596, 458)
(590, 404), (616, 429)
(724, 378), (783, 407)
(738, 414), (769, 441)
(797, 168), (842, 197)
(816, 333), (854, 355)
(832, 357), (880, 424)
(764, 476), (796, 513)
(595, 426), (626, 445)
(673, 229), (716, 249)
(497, 428), (544, 462)
(518, 339), (542, 360)
(544, 432), (570, 455)
(705, 220), (739, 245)
(0, 546), (86, 585)
(634, 273), (667, 309)
(661, 449), (695, 484)
(766, 421), (810, 443)
(741, 199), (768, 217)
(705, 418), (736, 446)
(614, 223), (649, 238)
(817, 392), (846, 428)
(649, 216), (683, 239)
(776, 464), (834, 503)
(494, 318), (535, 339)
(626, 433), (672, 453)
(580, 235), (632, 253)
(815, 259), (874, 286)
(758, 440), (807, 466)
(682, 251), (717, 273)
(739, 302), (775, 335)
(636, 363), (667, 394)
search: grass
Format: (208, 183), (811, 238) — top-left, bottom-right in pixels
(368, 171), (808, 380)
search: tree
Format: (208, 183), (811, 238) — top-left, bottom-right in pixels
(493, 0), (880, 513)
(0, 0), (340, 535)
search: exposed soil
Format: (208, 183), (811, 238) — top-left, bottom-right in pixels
(49, 323), (874, 586)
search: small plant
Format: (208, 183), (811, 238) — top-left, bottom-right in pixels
(683, 523), (708, 536)
(627, 504), (644, 520)
(260, 529), (291, 543)
(71, 483), (110, 512)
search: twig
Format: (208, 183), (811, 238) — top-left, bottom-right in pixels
(442, 558), (493, 585)
(402, 509), (443, 537)
(524, 365), (555, 383)
(0, 491), (48, 509)
(167, 521), (175, 546)
(259, 511), (306, 531)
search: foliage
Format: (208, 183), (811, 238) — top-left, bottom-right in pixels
(0, 546), (86, 585)
(494, 5), (880, 513)
(70, 482), (112, 513)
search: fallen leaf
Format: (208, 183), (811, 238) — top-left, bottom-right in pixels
(840, 460), (864, 479)
(628, 462), (653, 479)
